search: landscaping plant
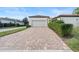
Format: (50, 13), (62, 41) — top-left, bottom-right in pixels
(48, 20), (73, 37)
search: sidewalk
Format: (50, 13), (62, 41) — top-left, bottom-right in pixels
(0, 27), (26, 32)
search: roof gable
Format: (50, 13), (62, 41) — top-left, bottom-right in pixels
(29, 15), (50, 18)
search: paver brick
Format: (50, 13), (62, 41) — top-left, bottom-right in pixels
(0, 27), (72, 51)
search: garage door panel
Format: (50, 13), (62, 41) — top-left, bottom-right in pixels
(32, 20), (47, 27)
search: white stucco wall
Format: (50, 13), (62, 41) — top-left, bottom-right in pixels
(10, 20), (15, 23)
(57, 18), (61, 20)
(19, 22), (24, 25)
(15, 21), (24, 25)
(60, 17), (79, 27)
(0, 19), (11, 23)
(29, 18), (48, 26)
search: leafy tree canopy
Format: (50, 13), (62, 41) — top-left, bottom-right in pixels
(73, 8), (79, 14)
(22, 17), (29, 25)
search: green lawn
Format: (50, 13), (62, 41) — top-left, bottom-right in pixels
(0, 27), (26, 37)
(63, 27), (79, 52)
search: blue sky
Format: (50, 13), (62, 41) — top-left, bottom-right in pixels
(0, 7), (76, 20)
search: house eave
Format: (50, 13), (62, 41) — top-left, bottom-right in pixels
(29, 15), (50, 18)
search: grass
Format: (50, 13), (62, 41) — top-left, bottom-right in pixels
(0, 26), (26, 29)
(63, 27), (79, 52)
(0, 27), (26, 37)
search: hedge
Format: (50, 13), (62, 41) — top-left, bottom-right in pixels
(26, 24), (31, 28)
(62, 24), (73, 36)
(48, 20), (73, 37)
(0, 23), (25, 28)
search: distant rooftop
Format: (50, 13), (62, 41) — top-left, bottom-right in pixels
(0, 17), (22, 22)
(57, 14), (79, 17)
(29, 15), (50, 18)
(52, 14), (79, 19)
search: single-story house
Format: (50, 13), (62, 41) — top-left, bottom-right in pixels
(29, 15), (50, 27)
(52, 14), (79, 27)
(0, 17), (24, 25)
(15, 20), (24, 25)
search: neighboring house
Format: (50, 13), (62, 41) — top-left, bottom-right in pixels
(0, 18), (14, 23)
(52, 14), (79, 27)
(0, 17), (24, 25)
(15, 20), (24, 25)
(29, 15), (50, 27)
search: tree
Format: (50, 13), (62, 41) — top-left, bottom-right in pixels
(22, 17), (29, 25)
(0, 21), (3, 28)
(73, 8), (79, 14)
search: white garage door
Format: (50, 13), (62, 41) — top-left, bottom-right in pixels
(32, 20), (47, 27)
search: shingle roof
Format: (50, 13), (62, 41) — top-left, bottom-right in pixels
(52, 14), (79, 19)
(29, 15), (50, 18)
(0, 17), (23, 22)
(58, 14), (79, 17)
(0, 17), (15, 21)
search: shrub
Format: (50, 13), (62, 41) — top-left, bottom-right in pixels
(9, 22), (15, 27)
(48, 20), (73, 37)
(26, 24), (31, 28)
(0, 22), (3, 28)
(62, 24), (73, 36)
(4, 23), (9, 27)
(16, 23), (20, 27)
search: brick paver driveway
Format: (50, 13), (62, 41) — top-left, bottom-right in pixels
(0, 27), (72, 51)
